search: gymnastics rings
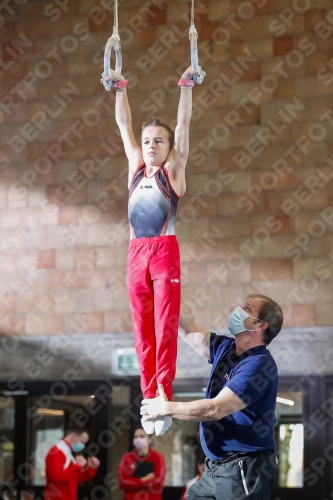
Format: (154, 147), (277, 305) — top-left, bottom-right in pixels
(100, 0), (122, 91)
(100, 0), (205, 89)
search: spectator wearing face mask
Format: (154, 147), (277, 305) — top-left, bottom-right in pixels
(44, 427), (100, 500)
(118, 427), (166, 500)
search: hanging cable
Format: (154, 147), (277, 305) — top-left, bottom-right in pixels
(100, 0), (122, 91)
(115, 0), (118, 29)
(189, 0), (206, 84)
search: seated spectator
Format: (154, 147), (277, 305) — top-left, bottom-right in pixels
(118, 427), (166, 500)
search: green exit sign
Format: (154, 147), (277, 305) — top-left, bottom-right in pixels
(116, 348), (140, 374)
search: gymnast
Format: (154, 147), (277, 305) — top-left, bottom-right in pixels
(101, 65), (202, 436)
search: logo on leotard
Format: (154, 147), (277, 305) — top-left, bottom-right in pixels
(140, 185), (153, 189)
(170, 279), (179, 283)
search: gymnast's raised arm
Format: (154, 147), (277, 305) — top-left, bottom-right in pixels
(104, 70), (143, 181)
(163, 66), (202, 197)
(178, 299), (211, 361)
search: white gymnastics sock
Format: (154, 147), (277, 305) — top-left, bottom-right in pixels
(141, 418), (155, 435)
(154, 416), (172, 436)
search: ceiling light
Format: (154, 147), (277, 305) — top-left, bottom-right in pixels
(36, 408), (65, 416)
(276, 397), (294, 406)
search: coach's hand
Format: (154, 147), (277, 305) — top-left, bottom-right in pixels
(141, 384), (169, 420)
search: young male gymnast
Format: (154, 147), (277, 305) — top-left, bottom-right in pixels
(102, 67), (200, 436)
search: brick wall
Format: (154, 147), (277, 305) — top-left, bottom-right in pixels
(1, 0), (333, 335)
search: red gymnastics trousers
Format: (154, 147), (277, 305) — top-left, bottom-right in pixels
(127, 235), (180, 401)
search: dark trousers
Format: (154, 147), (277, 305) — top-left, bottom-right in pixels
(187, 450), (276, 500)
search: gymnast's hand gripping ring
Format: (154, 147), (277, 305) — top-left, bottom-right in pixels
(100, 26), (122, 91)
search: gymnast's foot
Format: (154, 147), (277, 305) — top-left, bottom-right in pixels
(141, 418), (155, 435)
(154, 416), (172, 436)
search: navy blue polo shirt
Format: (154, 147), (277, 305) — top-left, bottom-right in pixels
(200, 333), (278, 460)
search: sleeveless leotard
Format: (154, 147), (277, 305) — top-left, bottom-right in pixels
(128, 164), (179, 239)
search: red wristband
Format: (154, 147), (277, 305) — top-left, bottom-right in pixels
(113, 79), (128, 89)
(178, 78), (194, 88)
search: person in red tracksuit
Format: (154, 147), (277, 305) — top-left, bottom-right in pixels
(44, 427), (100, 500)
(102, 64), (202, 437)
(118, 427), (166, 500)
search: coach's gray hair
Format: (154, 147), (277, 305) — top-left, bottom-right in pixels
(248, 294), (283, 345)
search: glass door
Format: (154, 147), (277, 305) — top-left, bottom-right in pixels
(8, 382), (112, 500)
(28, 396), (83, 486)
(275, 391), (303, 488)
(272, 383), (306, 500)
